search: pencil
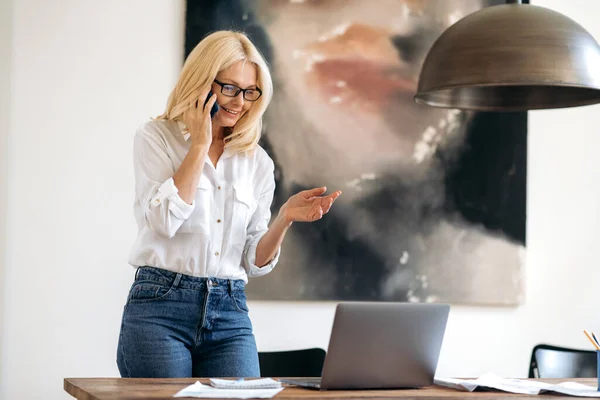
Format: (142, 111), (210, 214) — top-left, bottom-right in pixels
(583, 330), (600, 350)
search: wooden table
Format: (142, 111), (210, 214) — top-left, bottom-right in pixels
(64, 378), (599, 400)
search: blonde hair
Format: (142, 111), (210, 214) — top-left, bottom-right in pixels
(156, 30), (273, 154)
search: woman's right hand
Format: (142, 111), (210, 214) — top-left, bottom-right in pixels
(182, 87), (217, 147)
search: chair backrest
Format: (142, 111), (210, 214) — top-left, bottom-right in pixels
(529, 343), (597, 378)
(258, 348), (326, 377)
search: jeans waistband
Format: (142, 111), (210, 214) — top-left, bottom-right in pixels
(136, 266), (245, 292)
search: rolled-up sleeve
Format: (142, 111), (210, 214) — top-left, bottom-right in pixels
(242, 157), (280, 277)
(133, 127), (195, 239)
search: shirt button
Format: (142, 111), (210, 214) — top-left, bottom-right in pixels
(217, 219), (221, 223)
(154, 199), (160, 204)
(218, 186), (222, 190)
(215, 251), (220, 256)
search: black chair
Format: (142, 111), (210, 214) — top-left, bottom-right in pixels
(258, 348), (326, 377)
(528, 343), (597, 378)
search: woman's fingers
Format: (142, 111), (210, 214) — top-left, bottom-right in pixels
(183, 86), (215, 146)
(203, 94), (217, 121)
(309, 206), (323, 221)
(301, 187), (342, 202)
(303, 186), (327, 199)
(288, 188), (342, 222)
(330, 190), (342, 199)
(185, 86), (211, 120)
(320, 190), (341, 212)
(322, 198), (334, 214)
(199, 87), (212, 110)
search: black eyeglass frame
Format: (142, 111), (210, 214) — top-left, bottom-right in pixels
(213, 79), (263, 101)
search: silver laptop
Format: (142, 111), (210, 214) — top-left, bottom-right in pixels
(280, 302), (450, 390)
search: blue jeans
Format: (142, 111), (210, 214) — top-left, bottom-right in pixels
(117, 266), (260, 378)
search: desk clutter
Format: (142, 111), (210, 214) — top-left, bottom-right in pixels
(435, 374), (600, 397)
(173, 378), (284, 398)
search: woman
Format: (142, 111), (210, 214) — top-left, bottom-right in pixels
(117, 30), (341, 378)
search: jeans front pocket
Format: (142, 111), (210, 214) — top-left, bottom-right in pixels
(127, 279), (176, 304)
(231, 290), (249, 313)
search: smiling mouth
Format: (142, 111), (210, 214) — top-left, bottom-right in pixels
(221, 106), (240, 115)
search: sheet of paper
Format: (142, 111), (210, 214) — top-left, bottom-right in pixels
(476, 374), (550, 395)
(541, 382), (600, 398)
(173, 381), (284, 399)
(435, 373), (600, 397)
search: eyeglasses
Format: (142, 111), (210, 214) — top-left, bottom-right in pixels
(213, 79), (262, 101)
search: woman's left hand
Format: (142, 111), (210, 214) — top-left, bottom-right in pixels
(280, 187), (342, 223)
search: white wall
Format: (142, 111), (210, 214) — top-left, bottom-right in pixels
(0, 0), (13, 394)
(1, 0), (600, 399)
(1, 0), (186, 399)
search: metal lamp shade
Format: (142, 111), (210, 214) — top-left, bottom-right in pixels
(414, 3), (600, 111)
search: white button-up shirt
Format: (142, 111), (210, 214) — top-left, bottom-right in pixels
(128, 119), (280, 282)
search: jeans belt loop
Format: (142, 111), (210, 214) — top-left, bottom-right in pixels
(173, 273), (183, 288)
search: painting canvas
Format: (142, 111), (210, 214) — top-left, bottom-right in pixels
(185, 0), (527, 305)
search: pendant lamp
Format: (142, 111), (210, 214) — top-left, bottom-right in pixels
(414, 0), (600, 111)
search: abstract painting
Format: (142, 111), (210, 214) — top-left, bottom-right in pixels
(185, 0), (527, 305)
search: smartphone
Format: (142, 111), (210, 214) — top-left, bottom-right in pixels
(204, 90), (219, 118)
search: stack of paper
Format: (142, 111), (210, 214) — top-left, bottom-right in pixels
(173, 378), (284, 399)
(435, 373), (600, 397)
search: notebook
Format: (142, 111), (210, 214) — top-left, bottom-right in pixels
(209, 378), (282, 389)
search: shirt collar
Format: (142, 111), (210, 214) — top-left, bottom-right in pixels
(176, 120), (235, 160)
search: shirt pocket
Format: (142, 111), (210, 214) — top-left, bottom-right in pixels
(178, 176), (212, 234)
(231, 183), (258, 245)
